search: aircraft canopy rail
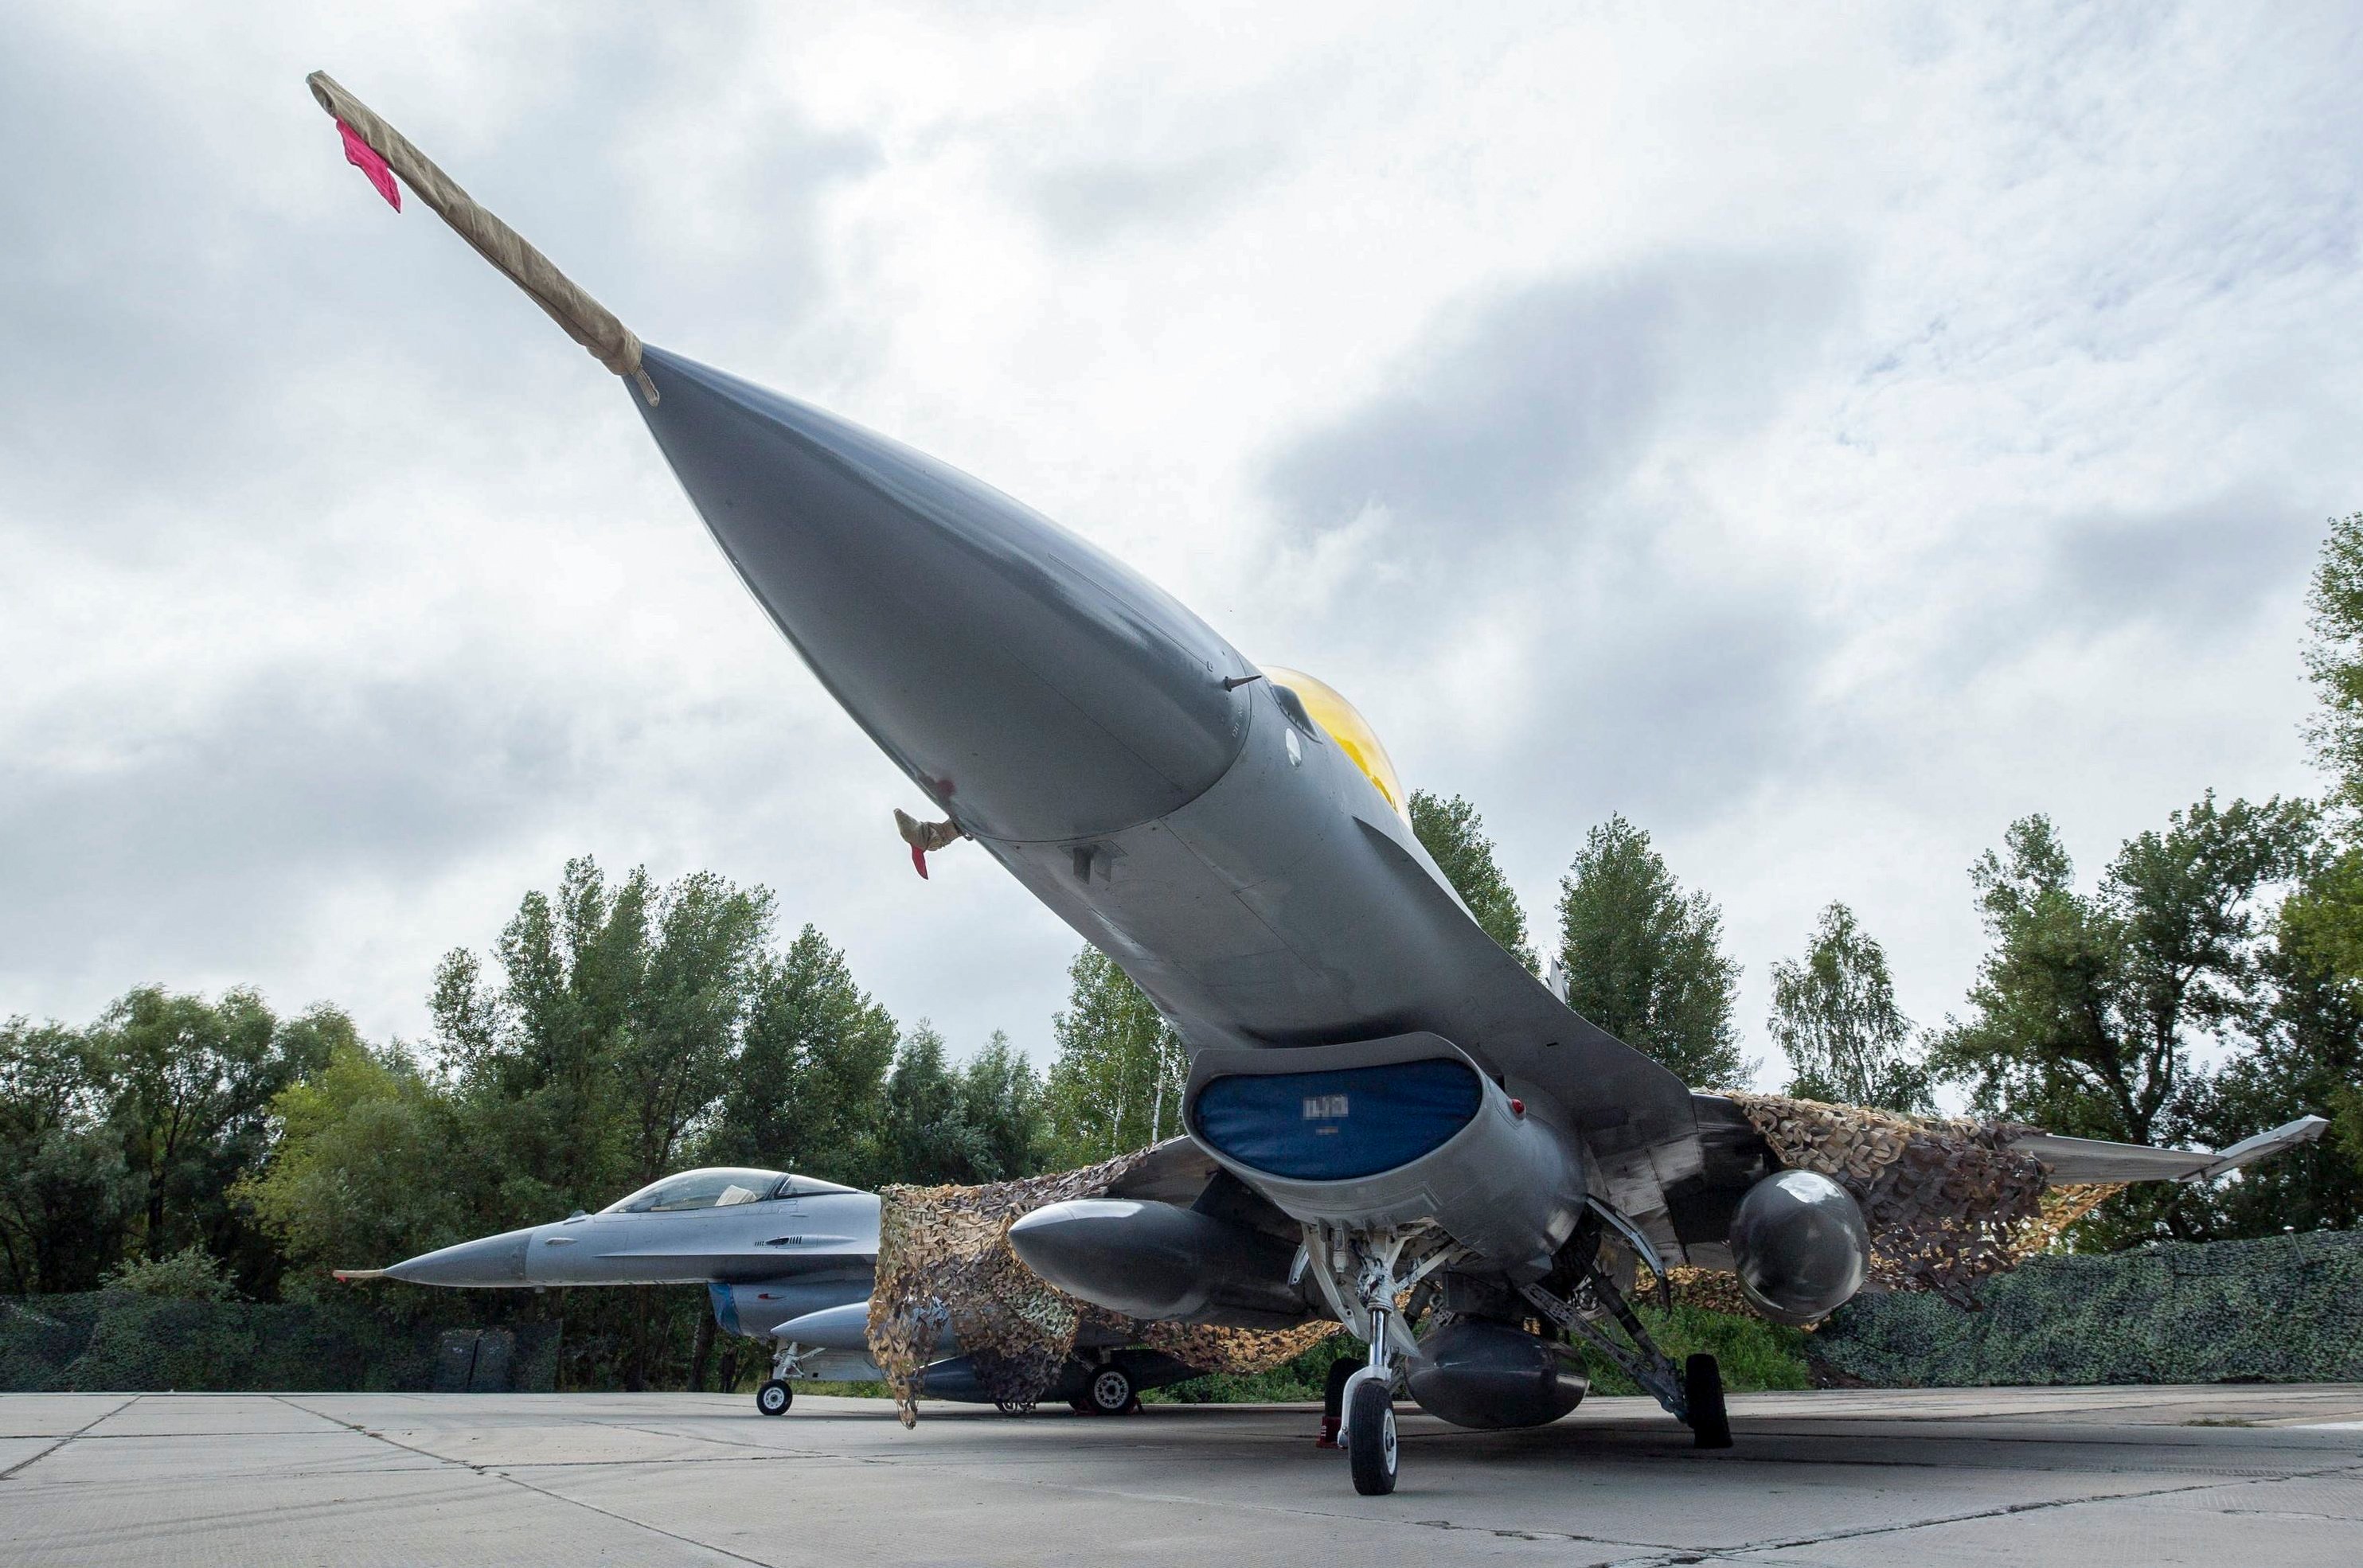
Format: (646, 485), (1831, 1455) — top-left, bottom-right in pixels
(602, 1168), (859, 1213)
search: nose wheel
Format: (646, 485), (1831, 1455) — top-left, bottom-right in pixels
(1346, 1379), (1398, 1495)
(756, 1379), (794, 1416)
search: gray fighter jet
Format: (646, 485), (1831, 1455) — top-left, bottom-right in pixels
(309, 74), (2330, 1495)
(618, 347), (2325, 1492)
(350, 1166), (1203, 1417)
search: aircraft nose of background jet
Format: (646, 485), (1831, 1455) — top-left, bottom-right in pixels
(633, 347), (1253, 844)
(381, 1227), (533, 1287)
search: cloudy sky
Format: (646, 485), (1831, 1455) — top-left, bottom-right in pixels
(6, 2), (2360, 1086)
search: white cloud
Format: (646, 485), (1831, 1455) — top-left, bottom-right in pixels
(4, 2), (2360, 1092)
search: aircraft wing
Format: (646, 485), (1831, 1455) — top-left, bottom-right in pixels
(2008, 1115), (2330, 1184)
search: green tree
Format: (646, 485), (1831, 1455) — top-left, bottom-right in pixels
(2302, 510), (2363, 812)
(94, 986), (340, 1283)
(959, 1030), (1049, 1182)
(1409, 790), (1534, 967)
(2189, 909), (2363, 1236)
(0, 1018), (135, 1293)
(429, 856), (775, 1215)
(1768, 903), (1933, 1115)
(237, 1036), (475, 1295)
(1043, 949), (1185, 1164)
(1556, 815), (1749, 1087)
(1930, 798), (2314, 1244)
(611, 869), (775, 1188)
(871, 1023), (1011, 1186)
(701, 925), (896, 1184)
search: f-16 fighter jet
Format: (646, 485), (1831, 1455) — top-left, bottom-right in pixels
(345, 1165), (1203, 1418)
(309, 76), (2329, 1495)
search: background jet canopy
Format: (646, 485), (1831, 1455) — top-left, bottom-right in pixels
(600, 1168), (856, 1214)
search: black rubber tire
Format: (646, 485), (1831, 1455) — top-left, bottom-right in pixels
(1685, 1354), (1731, 1449)
(1086, 1363), (1135, 1415)
(1347, 1379), (1398, 1496)
(756, 1379), (794, 1417)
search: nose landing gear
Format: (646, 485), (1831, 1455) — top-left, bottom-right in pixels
(1311, 1225), (1458, 1496)
(756, 1338), (808, 1416)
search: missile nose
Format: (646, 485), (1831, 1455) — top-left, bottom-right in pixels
(633, 347), (1253, 843)
(381, 1227), (533, 1288)
(1010, 1199), (1196, 1316)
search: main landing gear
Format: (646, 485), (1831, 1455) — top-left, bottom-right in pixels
(1519, 1250), (1732, 1450)
(1069, 1362), (1139, 1416)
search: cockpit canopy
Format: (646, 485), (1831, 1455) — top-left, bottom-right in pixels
(600, 1167), (859, 1214)
(1260, 665), (1408, 821)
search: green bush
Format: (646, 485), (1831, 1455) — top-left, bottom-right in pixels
(101, 1246), (239, 1301)
(1576, 1303), (1812, 1394)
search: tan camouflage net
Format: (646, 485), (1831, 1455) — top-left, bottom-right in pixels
(1727, 1094), (2074, 1308)
(865, 1142), (1334, 1427)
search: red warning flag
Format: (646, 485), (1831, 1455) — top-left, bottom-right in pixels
(336, 119), (400, 210)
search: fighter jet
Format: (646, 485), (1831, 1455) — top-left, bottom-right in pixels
(308, 75), (2330, 1495)
(346, 1165), (1205, 1417)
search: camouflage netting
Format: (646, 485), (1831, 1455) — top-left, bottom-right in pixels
(1813, 1229), (2363, 1385)
(0, 1293), (559, 1393)
(1726, 1094), (2115, 1308)
(866, 1142), (1333, 1426)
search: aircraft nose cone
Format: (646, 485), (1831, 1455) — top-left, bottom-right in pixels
(381, 1227), (533, 1288)
(634, 347), (1252, 843)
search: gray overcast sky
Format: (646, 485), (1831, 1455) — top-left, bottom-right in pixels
(5, 3), (2360, 1085)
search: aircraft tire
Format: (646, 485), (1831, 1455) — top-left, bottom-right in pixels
(1685, 1354), (1731, 1449)
(1085, 1364), (1135, 1415)
(756, 1379), (794, 1417)
(1346, 1379), (1397, 1495)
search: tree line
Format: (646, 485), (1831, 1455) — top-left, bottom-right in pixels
(7, 516), (2363, 1382)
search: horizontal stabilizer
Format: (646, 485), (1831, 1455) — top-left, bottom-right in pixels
(2011, 1115), (2329, 1185)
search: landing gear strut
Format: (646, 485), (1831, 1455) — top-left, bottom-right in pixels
(1520, 1257), (1732, 1449)
(756, 1338), (807, 1417)
(1343, 1307), (1400, 1495)
(1310, 1223), (1457, 1496)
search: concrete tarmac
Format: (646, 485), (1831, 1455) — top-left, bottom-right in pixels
(5, 1385), (2361, 1566)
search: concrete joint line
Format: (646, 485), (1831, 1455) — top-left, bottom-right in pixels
(0, 1394), (139, 1482)
(271, 1396), (780, 1567)
(1714, 1458), (2363, 1558)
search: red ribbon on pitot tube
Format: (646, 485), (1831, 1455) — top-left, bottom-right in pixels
(336, 119), (400, 210)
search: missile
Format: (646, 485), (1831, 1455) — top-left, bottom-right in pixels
(1008, 1198), (1314, 1329)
